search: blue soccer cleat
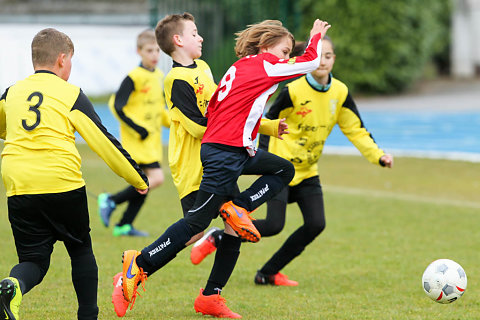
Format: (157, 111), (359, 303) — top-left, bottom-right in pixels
(98, 193), (116, 227)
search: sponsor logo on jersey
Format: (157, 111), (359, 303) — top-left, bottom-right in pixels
(140, 86), (151, 93)
(296, 106), (312, 117)
(329, 99), (338, 114)
(196, 83), (204, 94)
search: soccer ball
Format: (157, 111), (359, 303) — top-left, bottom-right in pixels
(422, 259), (467, 304)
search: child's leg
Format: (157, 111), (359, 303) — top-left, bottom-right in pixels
(7, 195), (55, 295)
(259, 189), (325, 275)
(203, 232), (241, 295)
(64, 234), (99, 320)
(252, 188), (288, 237)
(114, 167), (163, 233)
(136, 190), (225, 275)
(235, 149), (294, 212)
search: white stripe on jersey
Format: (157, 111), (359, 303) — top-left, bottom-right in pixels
(243, 83), (279, 149)
(263, 39), (322, 77)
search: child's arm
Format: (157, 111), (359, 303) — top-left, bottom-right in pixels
(262, 20), (331, 81)
(0, 88), (8, 140)
(168, 79), (208, 139)
(69, 90), (149, 190)
(112, 76), (149, 139)
(337, 92), (390, 167)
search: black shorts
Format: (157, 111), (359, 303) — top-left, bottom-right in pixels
(199, 143), (250, 196)
(273, 176), (323, 204)
(7, 186), (91, 262)
(139, 162), (161, 170)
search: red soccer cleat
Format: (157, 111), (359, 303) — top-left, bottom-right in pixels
(254, 271), (298, 286)
(112, 272), (129, 317)
(194, 289), (242, 318)
(191, 227), (219, 265)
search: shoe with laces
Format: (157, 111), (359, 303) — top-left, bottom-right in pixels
(191, 227), (220, 265)
(0, 277), (22, 320)
(219, 201), (260, 243)
(112, 272), (129, 317)
(194, 289), (241, 318)
(113, 224), (149, 237)
(254, 271), (298, 286)
(98, 193), (116, 227)
(122, 250), (147, 305)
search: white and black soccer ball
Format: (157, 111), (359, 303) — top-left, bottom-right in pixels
(422, 259), (467, 304)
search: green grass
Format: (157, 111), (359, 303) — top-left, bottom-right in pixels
(1, 145), (479, 319)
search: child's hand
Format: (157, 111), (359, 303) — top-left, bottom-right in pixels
(277, 118), (289, 139)
(310, 19), (331, 39)
(136, 187), (149, 195)
(380, 154), (394, 168)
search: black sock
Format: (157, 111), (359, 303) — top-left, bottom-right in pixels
(117, 192), (147, 226)
(203, 234), (241, 296)
(9, 261), (43, 295)
(234, 175), (285, 212)
(71, 253), (99, 320)
(111, 186), (138, 205)
(212, 229), (223, 247)
(139, 219), (194, 272)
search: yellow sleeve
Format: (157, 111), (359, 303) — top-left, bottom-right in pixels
(161, 107), (171, 128)
(337, 99), (384, 166)
(258, 118), (280, 138)
(169, 107), (206, 139)
(70, 92), (149, 189)
(0, 93), (6, 140)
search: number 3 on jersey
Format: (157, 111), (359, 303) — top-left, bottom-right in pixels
(22, 91), (43, 131)
(217, 66), (236, 101)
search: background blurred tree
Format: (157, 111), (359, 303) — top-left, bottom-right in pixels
(297, 0), (452, 93)
(155, 0), (452, 94)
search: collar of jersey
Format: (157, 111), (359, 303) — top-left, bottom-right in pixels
(306, 72), (332, 92)
(35, 70), (56, 76)
(172, 60), (198, 69)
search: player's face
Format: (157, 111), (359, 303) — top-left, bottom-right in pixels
(311, 40), (335, 80)
(138, 42), (160, 70)
(181, 20), (203, 59)
(261, 36), (292, 60)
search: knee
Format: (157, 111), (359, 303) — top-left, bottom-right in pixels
(261, 220), (285, 237)
(305, 220), (326, 239)
(279, 160), (295, 185)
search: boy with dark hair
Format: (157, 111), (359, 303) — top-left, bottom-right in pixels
(98, 29), (169, 237)
(0, 28), (148, 320)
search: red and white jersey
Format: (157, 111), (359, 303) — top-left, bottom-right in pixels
(202, 33), (323, 154)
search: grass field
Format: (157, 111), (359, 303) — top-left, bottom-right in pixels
(1, 144), (479, 319)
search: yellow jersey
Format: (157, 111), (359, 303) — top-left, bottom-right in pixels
(109, 66), (169, 165)
(260, 75), (385, 186)
(164, 60), (217, 198)
(0, 70), (148, 196)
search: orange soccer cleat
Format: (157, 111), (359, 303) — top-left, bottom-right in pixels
(194, 289), (242, 319)
(122, 250), (147, 306)
(191, 227), (219, 265)
(219, 201), (260, 243)
(254, 271), (298, 286)
(112, 272), (129, 317)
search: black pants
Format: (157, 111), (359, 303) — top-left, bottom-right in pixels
(256, 176), (326, 275)
(7, 187), (98, 320)
(184, 144), (295, 234)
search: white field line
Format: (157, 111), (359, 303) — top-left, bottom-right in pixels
(324, 185), (480, 209)
(323, 146), (480, 163)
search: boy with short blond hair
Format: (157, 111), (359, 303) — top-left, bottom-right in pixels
(98, 28), (169, 237)
(0, 28), (148, 320)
